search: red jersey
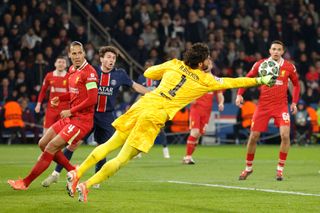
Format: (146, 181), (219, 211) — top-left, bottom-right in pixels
(37, 70), (69, 110)
(68, 61), (98, 119)
(191, 92), (214, 113)
(238, 57), (300, 108)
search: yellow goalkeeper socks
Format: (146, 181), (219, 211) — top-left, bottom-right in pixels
(85, 142), (140, 188)
(77, 131), (128, 178)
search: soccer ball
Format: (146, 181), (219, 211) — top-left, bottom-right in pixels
(258, 59), (280, 77)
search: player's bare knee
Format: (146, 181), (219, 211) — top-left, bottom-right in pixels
(190, 129), (201, 138)
(249, 132), (260, 143)
(38, 138), (47, 151)
(280, 133), (290, 143)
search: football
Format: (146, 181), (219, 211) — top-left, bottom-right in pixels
(258, 59), (280, 77)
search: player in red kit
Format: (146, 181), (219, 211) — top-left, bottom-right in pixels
(35, 56), (69, 134)
(7, 41), (98, 191)
(183, 59), (224, 164)
(236, 40), (300, 181)
(183, 90), (224, 164)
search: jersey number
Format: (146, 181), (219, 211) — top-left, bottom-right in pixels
(168, 75), (186, 97)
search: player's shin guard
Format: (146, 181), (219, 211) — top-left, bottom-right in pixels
(186, 135), (197, 156)
(55, 148), (74, 173)
(277, 152), (287, 171)
(245, 153), (255, 171)
(53, 150), (75, 172)
(23, 151), (54, 187)
(77, 131), (127, 178)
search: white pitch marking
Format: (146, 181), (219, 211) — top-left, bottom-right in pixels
(168, 180), (320, 197)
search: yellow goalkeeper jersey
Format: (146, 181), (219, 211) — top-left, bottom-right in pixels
(143, 59), (258, 120)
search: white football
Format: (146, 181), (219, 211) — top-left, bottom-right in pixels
(258, 59), (280, 77)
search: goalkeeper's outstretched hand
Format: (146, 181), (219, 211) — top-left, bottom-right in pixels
(256, 75), (277, 87)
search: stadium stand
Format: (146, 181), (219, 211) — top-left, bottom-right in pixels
(0, 0), (319, 144)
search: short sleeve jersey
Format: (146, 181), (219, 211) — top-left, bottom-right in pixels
(95, 67), (133, 112)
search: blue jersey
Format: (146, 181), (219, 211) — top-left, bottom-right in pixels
(95, 66), (133, 113)
(136, 74), (160, 90)
(94, 66), (133, 130)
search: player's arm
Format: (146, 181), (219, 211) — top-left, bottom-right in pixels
(289, 64), (300, 115)
(132, 82), (149, 94)
(60, 82), (98, 118)
(217, 91), (224, 112)
(209, 75), (275, 92)
(236, 62), (260, 107)
(35, 74), (50, 113)
(144, 60), (173, 80)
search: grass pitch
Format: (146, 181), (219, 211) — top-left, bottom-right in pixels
(1, 144), (320, 213)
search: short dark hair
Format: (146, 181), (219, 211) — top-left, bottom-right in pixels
(183, 43), (209, 69)
(99, 46), (119, 58)
(69, 41), (84, 52)
(56, 55), (66, 60)
(271, 40), (285, 49)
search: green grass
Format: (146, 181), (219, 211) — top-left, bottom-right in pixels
(1, 144), (320, 213)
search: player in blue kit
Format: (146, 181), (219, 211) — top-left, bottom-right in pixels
(42, 46), (149, 187)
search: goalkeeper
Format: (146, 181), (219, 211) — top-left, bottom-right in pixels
(67, 42), (276, 202)
(236, 40), (300, 181)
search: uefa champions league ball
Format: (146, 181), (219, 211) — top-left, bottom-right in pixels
(258, 59), (280, 77)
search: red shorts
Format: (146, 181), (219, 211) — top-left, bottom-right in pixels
(189, 108), (211, 134)
(44, 108), (61, 128)
(251, 105), (290, 132)
(51, 117), (93, 145)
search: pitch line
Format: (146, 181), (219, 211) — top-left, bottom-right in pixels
(167, 180), (320, 197)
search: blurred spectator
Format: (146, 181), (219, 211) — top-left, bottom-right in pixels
(21, 28), (42, 50)
(302, 87), (320, 105)
(0, 78), (11, 102)
(293, 100), (311, 145)
(140, 23), (159, 51)
(185, 10), (206, 43)
(305, 65), (319, 90)
(20, 97), (40, 143)
(129, 38), (149, 65)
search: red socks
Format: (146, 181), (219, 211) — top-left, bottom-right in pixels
(23, 151), (54, 187)
(53, 150), (75, 172)
(186, 135), (197, 156)
(245, 153), (255, 171)
(277, 152), (288, 171)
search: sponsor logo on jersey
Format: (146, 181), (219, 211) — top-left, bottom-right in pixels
(69, 87), (79, 94)
(55, 87), (67, 93)
(98, 86), (113, 96)
(275, 80), (283, 85)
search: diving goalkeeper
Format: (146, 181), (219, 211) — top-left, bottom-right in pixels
(67, 42), (277, 202)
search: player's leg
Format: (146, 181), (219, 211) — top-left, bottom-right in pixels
(183, 111), (201, 164)
(159, 129), (170, 158)
(41, 140), (83, 187)
(76, 142), (139, 202)
(276, 125), (290, 181)
(183, 128), (201, 164)
(76, 130), (128, 178)
(239, 109), (269, 180)
(94, 125), (114, 173)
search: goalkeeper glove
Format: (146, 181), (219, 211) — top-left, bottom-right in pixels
(256, 75), (277, 87)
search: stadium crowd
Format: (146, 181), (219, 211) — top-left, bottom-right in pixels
(0, 0), (320, 142)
